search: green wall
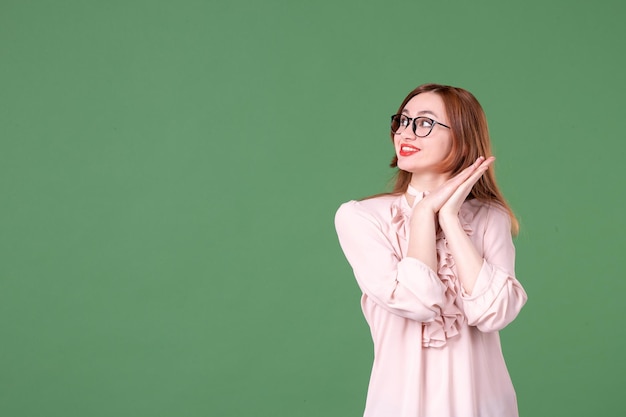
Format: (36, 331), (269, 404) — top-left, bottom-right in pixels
(2, 0), (624, 416)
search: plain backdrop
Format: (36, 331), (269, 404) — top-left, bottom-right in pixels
(1, 0), (625, 416)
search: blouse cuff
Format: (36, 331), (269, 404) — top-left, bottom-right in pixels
(459, 260), (508, 305)
(400, 256), (437, 275)
(397, 256), (447, 298)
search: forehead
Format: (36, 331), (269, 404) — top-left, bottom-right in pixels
(402, 92), (446, 118)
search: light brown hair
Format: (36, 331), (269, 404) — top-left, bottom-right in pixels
(386, 83), (518, 234)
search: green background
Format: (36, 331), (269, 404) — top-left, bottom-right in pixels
(1, 0), (624, 416)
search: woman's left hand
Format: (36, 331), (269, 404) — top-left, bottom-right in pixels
(438, 156), (495, 225)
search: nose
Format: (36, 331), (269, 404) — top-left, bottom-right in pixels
(399, 123), (417, 140)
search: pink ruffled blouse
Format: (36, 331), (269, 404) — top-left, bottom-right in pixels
(335, 190), (527, 417)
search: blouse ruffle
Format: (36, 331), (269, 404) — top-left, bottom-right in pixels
(390, 193), (474, 348)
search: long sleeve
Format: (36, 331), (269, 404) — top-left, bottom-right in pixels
(459, 205), (527, 332)
(335, 200), (446, 322)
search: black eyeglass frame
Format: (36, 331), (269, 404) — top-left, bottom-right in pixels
(390, 114), (451, 137)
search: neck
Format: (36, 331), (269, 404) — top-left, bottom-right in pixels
(408, 172), (450, 193)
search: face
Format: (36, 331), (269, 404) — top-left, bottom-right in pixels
(394, 92), (453, 178)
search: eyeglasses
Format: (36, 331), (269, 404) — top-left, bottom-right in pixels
(390, 114), (450, 137)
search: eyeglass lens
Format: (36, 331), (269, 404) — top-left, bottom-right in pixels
(391, 115), (435, 137)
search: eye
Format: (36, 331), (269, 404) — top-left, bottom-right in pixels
(391, 115), (408, 133)
(416, 118), (434, 128)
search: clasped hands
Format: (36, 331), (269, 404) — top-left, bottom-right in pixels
(411, 156), (495, 228)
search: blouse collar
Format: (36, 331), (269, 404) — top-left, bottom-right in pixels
(407, 184), (422, 197)
(404, 184), (427, 209)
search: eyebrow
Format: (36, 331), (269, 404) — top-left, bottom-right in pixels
(401, 109), (439, 118)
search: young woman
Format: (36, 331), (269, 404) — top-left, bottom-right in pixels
(335, 84), (527, 417)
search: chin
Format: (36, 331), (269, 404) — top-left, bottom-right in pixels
(397, 160), (418, 173)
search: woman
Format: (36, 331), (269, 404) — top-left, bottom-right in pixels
(334, 83), (527, 417)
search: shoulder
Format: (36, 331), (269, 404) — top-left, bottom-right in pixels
(335, 194), (399, 230)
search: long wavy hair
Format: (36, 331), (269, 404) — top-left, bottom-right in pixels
(384, 83), (518, 234)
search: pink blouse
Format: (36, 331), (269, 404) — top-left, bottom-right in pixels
(335, 191), (527, 417)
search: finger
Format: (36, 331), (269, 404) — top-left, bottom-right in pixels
(472, 156), (495, 172)
(460, 157), (495, 192)
(424, 156), (493, 210)
(464, 156), (495, 179)
(445, 156), (487, 189)
(449, 157), (495, 199)
(478, 156), (495, 170)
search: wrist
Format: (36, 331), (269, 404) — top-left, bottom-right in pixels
(411, 205), (436, 219)
(410, 206), (436, 229)
(438, 211), (461, 230)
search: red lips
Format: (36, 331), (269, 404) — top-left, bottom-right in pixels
(399, 144), (420, 157)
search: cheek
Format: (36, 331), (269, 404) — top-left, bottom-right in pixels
(393, 137), (402, 152)
(440, 138), (453, 154)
